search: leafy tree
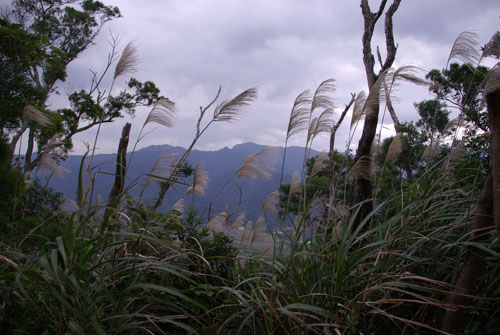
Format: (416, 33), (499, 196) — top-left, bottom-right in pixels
(280, 152), (353, 217)
(0, 1), (165, 174)
(414, 99), (449, 139)
(427, 63), (488, 131)
(425, 63), (489, 167)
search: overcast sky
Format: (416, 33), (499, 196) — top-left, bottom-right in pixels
(11, 0), (500, 154)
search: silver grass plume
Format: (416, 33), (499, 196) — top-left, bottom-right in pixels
(236, 147), (278, 180)
(449, 141), (465, 162)
(230, 212), (245, 233)
(251, 216), (266, 246)
(331, 221), (344, 241)
(347, 156), (371, 179)
(145, 153), (178, 186)
(290, 214), (303, 240)
(310, 151), (329, 178)
(43, 133), (65, 152)
(259, 234), (274, 256)
(172, 198), (184, 214)
(38, 153), (70, 177)
(306, 116), (318, 145)
(114, 41), (139, 79)
(311, 78), (336, 113)
(23, 105), (52, 127)
(350, 91), (367, 130)
(443, 116), (467, 133)
(59, 199), (79, 214)
(447, 31), (480, 67)
(422, 141), (442, 160)
(362, 69), (390, 118)
(37, 134), (69, 177)
(287, 171), (301, 208)
(144, 99), (176, 128)
(383, 66), (428, 108)
(385, 134), (402, 161)
(309, 194), (328, 220)
(483, 63), (500, 98)
(259, 190), (280, 215)
(310, 108), (334, 143)
(286, 89), (312, 140)
(186, 161), (208, 196)
(240, 221), (253, 244)
(207, 212), (227, 233)
(482, 32), (500, 59)
(213, 87), (258, 122)
(386, 65), (428, 90)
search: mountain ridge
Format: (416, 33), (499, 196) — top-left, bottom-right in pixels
(45, 142), (319, 222)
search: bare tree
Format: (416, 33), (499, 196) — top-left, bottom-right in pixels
(353, 0), (402, 224)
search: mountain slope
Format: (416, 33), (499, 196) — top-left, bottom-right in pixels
(47, 142), (319, 222)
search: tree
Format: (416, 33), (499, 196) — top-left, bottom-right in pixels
(0, 1), (164, 176)
(353, 0), (401, 224)
(414, 100), (450, 139)
(426, 63), (489, 166)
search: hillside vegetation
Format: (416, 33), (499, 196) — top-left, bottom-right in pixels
(1, 1), (500, 334)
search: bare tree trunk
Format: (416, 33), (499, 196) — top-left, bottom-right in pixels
(353, 0), (401, 225)
(441, 173), (493, 333)
(107, 123), (131, 208)
(486, 88), (500, 240)
(24, 127), (35, 174)
(441, 85), (500, 333)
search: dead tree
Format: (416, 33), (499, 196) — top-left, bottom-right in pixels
(353, 0), (402, 225)
(107, 122), (131, 209)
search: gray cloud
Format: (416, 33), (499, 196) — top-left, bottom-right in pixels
(9, 0), (499, 154)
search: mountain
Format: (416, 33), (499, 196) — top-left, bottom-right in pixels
(46, 142), (319, 222)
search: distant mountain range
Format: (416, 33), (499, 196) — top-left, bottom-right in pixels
(46, 142), (318, 222)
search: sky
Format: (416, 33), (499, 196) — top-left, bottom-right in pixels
(7, 0), (500, 154)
